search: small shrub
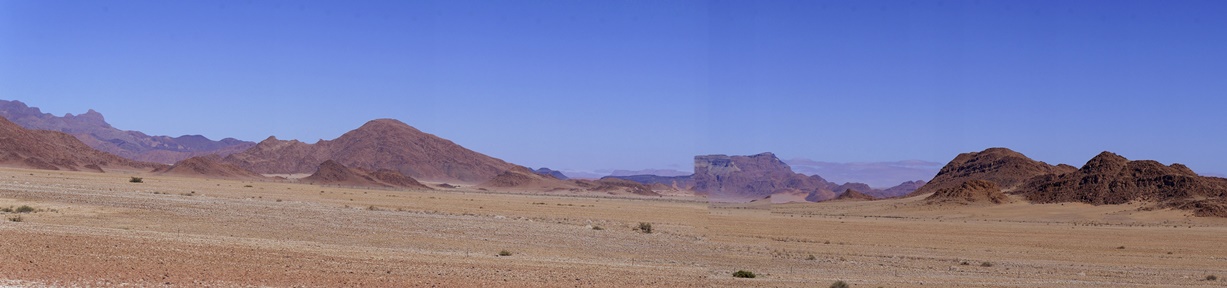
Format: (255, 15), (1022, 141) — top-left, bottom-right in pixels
(244, 185), (253, 188)
(806, 254), (816, 260)
(1207, 275), (1218, 281)
(960, 261), (970, 265)
(1116, 246), (1126, 250)
(7, 215), (21, 222)
(0, 207), (11, 213)
(830, 281), (849, 288)
(637, 222), (653, 234)
(732, 270), (756, 278)
(980, 262), (993, 267)
(15, 205), (35, 213)
(129, 176), (143, 183)
(592, 225), (604, 230)
(498, 250), (512, 256)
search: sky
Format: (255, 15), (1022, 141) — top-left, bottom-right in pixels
(2, 0), (1225, 176)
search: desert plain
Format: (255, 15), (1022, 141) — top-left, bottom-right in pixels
(2, 167), (1226, 287)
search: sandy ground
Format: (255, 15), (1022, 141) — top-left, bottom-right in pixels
(1, 167), (1226, 287)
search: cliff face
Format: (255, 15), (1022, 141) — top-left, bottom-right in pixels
(692, 152), (834, 202)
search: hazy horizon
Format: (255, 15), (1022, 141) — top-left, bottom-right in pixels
(4, 1), (1225, 175)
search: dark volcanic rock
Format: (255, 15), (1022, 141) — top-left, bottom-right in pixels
(908, 148), (1072, 197)
(925, 179), (1010, 204)
(1021, 151), (1227, 205)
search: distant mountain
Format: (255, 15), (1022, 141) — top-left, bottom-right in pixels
(692, 152), (834, 202)
(532, 167), (569, 180)
(602, 174), (694, 190)
(608, 169), (690, 177)
(785, 159), (942, 189)
(303, 160), (430, 190)
(478, 166), (575, 191)
(0, 116), (164, 172)
(833, 189), (876, 201)
(154, 155), (264, 179)
(0, 100), (255, 164)
(225, 119), (521, 183)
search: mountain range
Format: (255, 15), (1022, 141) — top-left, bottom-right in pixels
(0, 100), (254, 164)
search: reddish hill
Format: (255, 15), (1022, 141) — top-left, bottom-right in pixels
(154, 155), (264, 179)
(477, 166), (576, 191)
(572, 178), (659, 196)
(908, 148), (1074, 197)
(224, 119), (521, 184)
(1021, 151), (1227, 205)
(925, 179), (1010, 205)
(834, 189), (877, 201)
(0, 100), (254, 164)
(302, 160), (430, 190)
(0, 116), (163, 172)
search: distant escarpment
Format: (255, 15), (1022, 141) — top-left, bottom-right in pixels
(0, 99), (254, 164)
(690, 152), (923, 202)
(224, 119), (521, 184)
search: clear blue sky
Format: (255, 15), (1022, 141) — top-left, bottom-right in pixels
(2, 0), (1225, 175)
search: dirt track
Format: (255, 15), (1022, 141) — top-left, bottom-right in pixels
(2, 168), (1225, 287)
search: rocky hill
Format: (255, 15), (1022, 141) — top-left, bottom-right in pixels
(154, 155), (264, 179)
(834, 189), (877, 201)
(302, 160), (430, 190)
(533, 167), (569, 180)
(908, 148), (1075, 197)
(1021, 151), (1227, 205)
(0, 100), (254, 164)
(0, 116), (164, 172)
(925, 179), (1010, 205)
(224, 119), (521, 184)
(478, 166), (576, 191)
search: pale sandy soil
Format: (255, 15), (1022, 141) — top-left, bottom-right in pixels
(1, 167), (1225, 287)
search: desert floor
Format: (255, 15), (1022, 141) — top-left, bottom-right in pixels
(1, 167), (1225, 287)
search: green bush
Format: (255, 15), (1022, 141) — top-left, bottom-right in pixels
(498, 250), (512, 256)
(15, 205), (35, 213)
(732, 270), (755, 278)
(830, 281), (849, 288)
(129, 176), (143, 183)
(637, 222), (653, 234)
